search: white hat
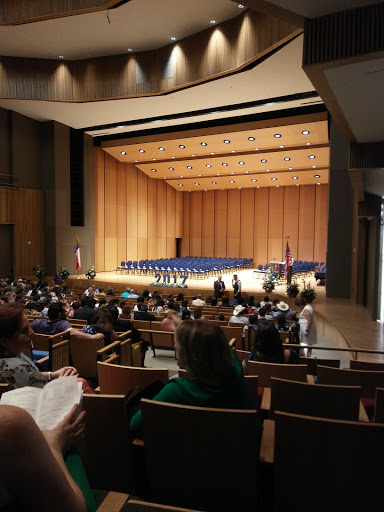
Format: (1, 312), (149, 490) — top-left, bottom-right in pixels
(233, 305), (247, 316)
(277, 302), (289, 311)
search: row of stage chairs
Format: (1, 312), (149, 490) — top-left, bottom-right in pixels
(255, 260), (323, 278)
(117, 257), (253, 276)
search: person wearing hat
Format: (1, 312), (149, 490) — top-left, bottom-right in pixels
(228, 305), (249, 325)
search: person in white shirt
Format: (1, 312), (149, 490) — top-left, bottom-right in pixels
(191, 294), (206, 307)
(228, 305), (249, 325)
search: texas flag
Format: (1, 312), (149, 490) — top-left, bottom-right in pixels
(75, 238), (81, 271)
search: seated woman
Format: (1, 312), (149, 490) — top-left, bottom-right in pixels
(220, 296), (232, 308)
(0, 403), (88, 511)
(243, 322), (299, 372)
(161, 309), (182, 332)
(0, 302), (99, 391)
(81, 308), (118, 346)
(276, 313), (289, 331)
(130, 321), (253, 436)
(192, 307), (205, 321)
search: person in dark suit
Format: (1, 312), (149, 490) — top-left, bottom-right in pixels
(133, 304), (156, 321)
(213, 275), (225, 298)
(73, 297), (97, 322)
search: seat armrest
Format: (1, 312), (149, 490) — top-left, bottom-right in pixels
(359, 401), (370, 422)
(306, 375), (315, 384)
(259, 419), (274, 464)
(96, 492), (129, 512)
(260, 387), (271, 411)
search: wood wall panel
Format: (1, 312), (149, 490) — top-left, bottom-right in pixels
(227, 190), (241, 257)
(190, 191), (203, 256)
(214, 190), (227, 257)
(314, 184), (328, 264)
(240, 188), (254, 258)
(180, 192), (190, 257)
(156, 180), (167, 257)
(253, 188), (269, 266)
(94, 148), (105, 271)
(268, 187), (285, 262)
(166, 186), (176, 258)
(298, 185), (316, 261)
(1, 10), (300, 101)
(175, 191), (183, 239)
(104, 153), (117, 270)
(116, 161), (127, 263)
(282, 186), (299, 260)
(125, 164), (138, 262)
(147, 177), (158, 259)
(137, 171), (148, 261)
(0, 188), (11, 223)
(201, 190), (215, 257)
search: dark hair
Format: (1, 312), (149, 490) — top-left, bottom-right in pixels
(254, 323), (284, 363)
(258, 308), (266, 317)
(176, 293), (184, 301)
(98, 298), (107, 306)
(263, 296), (269, 302)
(218, 314), (225, 321)
(0, 302), (25, 343)
(211, 298), (217, 306)
(142, 290), (150, 298)
(89, 309), (114, 338)
(181, 309), (191, 320)
(176, 321), (233, 381)
(277, 314), (286, 328)
(181, 300), (188, 308)
(249, 314), (258, 325)
(108, 306), (119, 322)
(193, 307), (202, 320)
(156, 299), (165, 307)
(48, 302), (65, 320)
(222, 297), (230, 306)
(255, 301), (261, 308)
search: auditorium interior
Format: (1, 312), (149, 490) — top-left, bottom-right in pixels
(0, 1), (384, 509)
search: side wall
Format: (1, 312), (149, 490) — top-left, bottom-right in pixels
(181, 185), (328, 264)
(94, 148), (183, 271)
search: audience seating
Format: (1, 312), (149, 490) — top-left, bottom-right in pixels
(221, 326), (243, 350)
(36, 336), (71, 372)
(375, 387), (384, 423)
(316, 365), (384, 399)
(272, 412), (384, 511)
(69, 334), (105, 379)
(350, 359), (384, 371)
(97, 362), (169, 395)
(300, 356), (340, 375)
(140, 399), (259, 511)
(270, 377), (365, 421)
(247, 361), (308, 387)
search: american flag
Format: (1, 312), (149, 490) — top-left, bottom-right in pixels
(285, 242), (293, 273)
(75, 238), (81, 271)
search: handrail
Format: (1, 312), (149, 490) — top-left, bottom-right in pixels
(283, 343), (384, 360)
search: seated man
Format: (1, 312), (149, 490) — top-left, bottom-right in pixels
(191, 294), (206, 307)
(73, 297), (97, 322)
(133, 304), (155, 321)
(29, 302), (72, 335)
(120, 287), (130, 298)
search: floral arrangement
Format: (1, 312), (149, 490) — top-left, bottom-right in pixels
(300, 279), (316, 302)
(35, 266), (47, 278)
(149, 282), (188, 288)
(286, 282), (299, 297)
(86, 266), (96, 279)
(59, 266), (70, 280)
(262, 265), (280, 292)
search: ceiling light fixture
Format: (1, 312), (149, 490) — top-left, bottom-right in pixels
(206, 164), (212, 168)
(312, 165), (317, 168)
(211, 152), (215, 155)
(201, 142), (207, 146)
(171, 37), (176, 41)
(192, 154), (196, 157)
(248, 137), (255, 141)
(139, 149), (145, 153)
(280, 145), (284, 148)
(292, 176), (298, 180)
(194, 182), (200, 185)
(306, 142), (311, 145)
(212, 181), (217, 184)
(127, 48), (133, 52)
(284, 157), (290, 161)
(152, 158), (157, 161)
(216, 173), (221, 175)
(178, 184), (183, 186)
(171, 156), (176, 159)
(159, 147), (165, 151)
(314, 174), (320, 178)
(261, 159), (267, 163)
(210, 20), (216, 24)
(198, 174), (202, 177)
(238, 4), (245, 8)
(224, 139), (230, 144)
(309, 155), (316, 159)
(251, 179), (257, 182)
(59, 55), (64, 59)
(271, 177), (277, 181)
(302, 130), (310, 135)
(274, 134), (281, 138)
(179, 144), (185, 149)
(222, 163), (228, 166)
(229, 180), (235, 183)
(254, 147), (259, 150)
(151, 169), (157, 172)
(187, 166), (192, 169)
(120, 151), (126, 155)
(239, 187), (242, 190)
(288, 167), (293, 170)
(169, 167), (174, 170)
(239, 161), (245, 165)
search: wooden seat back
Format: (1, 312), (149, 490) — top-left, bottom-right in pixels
(317, 365), (384, 398)
(70, 335), (105, 379)
(244, 375), (259, 410)
(235, 349), (251, 362)
(300, 356), (340, 375)
(132, 320), (151, 331)
(141, 399), (259, 511)
(82, 394), (131, 492)
(350, 360), (384, 372)
(69, 318), (87, 327)
(150, 330), (175, 356)
(270, 377), (361, 420)
(209, 320), (227, 327)
(221, 326), (243, 350)
(375, 388), (384, 423)
(274, 411), (384, 510)
(247, 361), (307, 387)
(97, 361), (169, 394)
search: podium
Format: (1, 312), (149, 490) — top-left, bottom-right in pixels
(269, 261), (285, 276)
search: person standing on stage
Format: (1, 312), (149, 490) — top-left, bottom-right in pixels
(232, 274), (242, 303)
(213, 275), (225, 298)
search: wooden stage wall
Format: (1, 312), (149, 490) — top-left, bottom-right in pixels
(94, 149), (328, 270)
(181, 185), (328, 265)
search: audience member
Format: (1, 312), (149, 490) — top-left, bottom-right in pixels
(191, 294), (206, 307)
(134, 304), (156, 321)
(29, 302), (71, 335)
(228, 305), (249, 325)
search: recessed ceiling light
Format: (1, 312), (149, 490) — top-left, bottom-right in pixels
(296, 184), (300, 186)
(171, 156), (176, 159)
(229, 180), (235, 183)
(222, 163), (228, 166)
(276, 185), (279, 188)
(212, 181), (217, 184)
(206, 164), (212, 168)
(210, 152), (215, 155)
(134, 159), (138, 162)
(224, 139), (230, 144)
(127, 48), (133, 52)
(238, 187), (242, 190)
(201, 142), (207, 146)
(171, 37), (176, 41)
(284, 157), (290, 161)
(198, 174), (202, 177)
(266, 169), (270, 172)
(306, 142), (311, 145)
(210, 20), (216, 24)
(280, 145), (284, 148)
(245, 171), (249, 173)
(288, 167), (293, 170)
(169, 167), (174, 170)
(152, 158), (157, 161)
(139, 149), (145, 153)
(251, 179), (257, 182)
(302, 130), (310, 135)
(59, 55), (64, 59)
(238, 4), (245, 8)
(188, 190), (191, 192)
(248, 137), (255, 141)
(254, 147), (259, 151)
(317, 183), (321, 185)
(271, 177), (277, 181)
(309, 155), (316, 159)
(120, 151), (126, 155)
(274, 134), (281, 138)
(231, 150), (236, 153)
(163, 176), (167, 179)
(221, 188), (224, 191)
(187, 166), (192, 169)
(216, 173), (221, 175)
(230, 172), (235, 174)
(239, 161), (245, 165)
(159, 147), (165, 151)
(261, 159), (267, 163)
(192, 154), (196, 157)
(292, 176), (298, 180)
(204, 189), (208, 192)
(178, 184), (183, 186)
(314, 174), (320, 178)
(179, 144), (185, 148)
(257, 186), (260, 188)
(194, 182), (200, 185)
(151, 169), (157, 172)
(180, 175), (184, 178)
(312, 165), (317, 168)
